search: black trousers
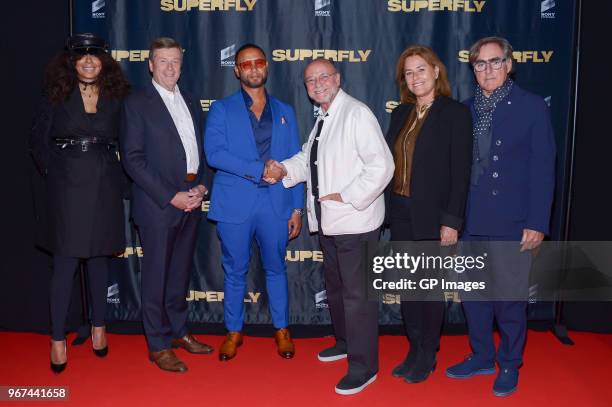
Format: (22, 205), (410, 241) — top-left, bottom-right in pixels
(137, 212), (200, 352)
(389, 194), (445, 357)
(319, 228), (380, 378)
(50, 255), (109, 341)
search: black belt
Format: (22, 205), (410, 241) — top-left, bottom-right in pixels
(55, 137), (117, 152)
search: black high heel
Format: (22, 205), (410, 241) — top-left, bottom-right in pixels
(50, 340), (67, 374)
(92, 327), (108, 358)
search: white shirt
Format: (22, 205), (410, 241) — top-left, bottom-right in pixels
(282, 89), (394, 235)
(152, 79), (199, 173)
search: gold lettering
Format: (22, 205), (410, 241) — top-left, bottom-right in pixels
(272, 49), (284, 61)
(301, 49), (314, 60)
(245, 0), (257, 11)
(286, 50), (299, 62)
(324, 49), (338, 61)
(542, 51), (553, 63)
(357, 49), (371, 62)
(299, 251), (313, 261)
(512, 51), (523, 63)
(312, 250), (323, 262)
(186, 290), (194, 301)
(312, 49), (325, 59)
(160, 0), (173, 11)
(286, 251), (299, 261)
(387, 0), (402, 12)
(415, 0), (428, 12)
(200, 99), (216, 112)
(385, 101), (399, 113)
(382, 294), (400, 304)
(458, 50), (470, 63)
(113, 50), (130, 61)
(440, 0), (452, 11)
(388, 0), (485, 13)
(247, 292), (261, 303)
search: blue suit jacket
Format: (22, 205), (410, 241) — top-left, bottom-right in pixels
(120, 83), (204, 227)
(464, 84), (556, 237)
(204, 90), (304, 224)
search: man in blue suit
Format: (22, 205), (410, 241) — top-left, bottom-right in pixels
(446, 37), (556, 397)
(205, 44), (304, 361)
(121, 37), (213, 372)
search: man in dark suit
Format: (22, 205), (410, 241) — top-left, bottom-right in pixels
(445, 37), (556, 397)
(120, 37), (213, 373)
(204, 44), (304, 361)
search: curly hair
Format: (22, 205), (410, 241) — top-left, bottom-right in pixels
(44, 50), (130, 104)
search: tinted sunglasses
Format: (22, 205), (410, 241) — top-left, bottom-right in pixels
(237, 58), (266, 70)
(71, 47), (106, 56)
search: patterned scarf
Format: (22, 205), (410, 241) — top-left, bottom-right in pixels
(471, 78), (513, 186)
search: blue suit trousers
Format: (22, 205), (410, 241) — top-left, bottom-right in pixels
(216, 188), (289, 332)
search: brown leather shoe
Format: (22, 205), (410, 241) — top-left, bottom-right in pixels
(171, 334), (214, 354)
(149, 349), (188, 373)
(275, 328), (295, 359)
(219, 332), (243, 361)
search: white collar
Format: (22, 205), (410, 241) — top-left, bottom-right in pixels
(152, 78), (179, 99)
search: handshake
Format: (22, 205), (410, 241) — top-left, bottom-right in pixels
(262, 159), (287, 184)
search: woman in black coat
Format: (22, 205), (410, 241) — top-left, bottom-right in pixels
(386, 45), (473, 383)
(29, 33), (129, 373)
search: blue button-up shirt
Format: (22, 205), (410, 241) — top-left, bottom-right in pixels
(242, 88), (272, 163)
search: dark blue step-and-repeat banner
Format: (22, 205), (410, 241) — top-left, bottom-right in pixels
(73, 0), (577, 326)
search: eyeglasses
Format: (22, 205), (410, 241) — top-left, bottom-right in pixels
(472, 57), (507, 72)
(304, 72), (337, 87)
(237, 58), (266, 71)
(71, 47), (106, 56)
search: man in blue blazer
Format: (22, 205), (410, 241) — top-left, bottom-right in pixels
(120, 38), (213, 372)
(205, 44), (304, 361)
(446, 37), (556, 397)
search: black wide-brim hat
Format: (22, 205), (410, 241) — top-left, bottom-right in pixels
(66, 33), (108, 54)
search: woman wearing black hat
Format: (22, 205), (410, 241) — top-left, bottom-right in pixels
(30, 33), (129, 373)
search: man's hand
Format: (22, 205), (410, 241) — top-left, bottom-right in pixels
(288, 212), (302, 240)
(184, 184), (207, 212)
(263, 160), (287, 184)
(440, 226), (458, 246)
(520, 228), (544, 252)
(170, 191), (193, 211)
(319, 193), (343, 203)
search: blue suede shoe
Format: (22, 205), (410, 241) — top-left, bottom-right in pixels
(446, 354), (496, 379)
(493, 368), (519, 397)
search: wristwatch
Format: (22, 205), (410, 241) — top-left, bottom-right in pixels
(293, 208), (304, 216)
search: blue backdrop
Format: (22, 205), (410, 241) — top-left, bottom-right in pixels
(73, 0), (577, 326)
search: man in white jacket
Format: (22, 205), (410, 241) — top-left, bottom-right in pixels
(266, 58), (394, 395)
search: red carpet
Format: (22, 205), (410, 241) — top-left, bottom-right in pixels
(1, 331), (611, 406)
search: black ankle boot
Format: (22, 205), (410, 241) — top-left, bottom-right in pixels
(392, 328), (422, 378)
(404, 349), (436, 384)
(392, 343), (419, 377)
